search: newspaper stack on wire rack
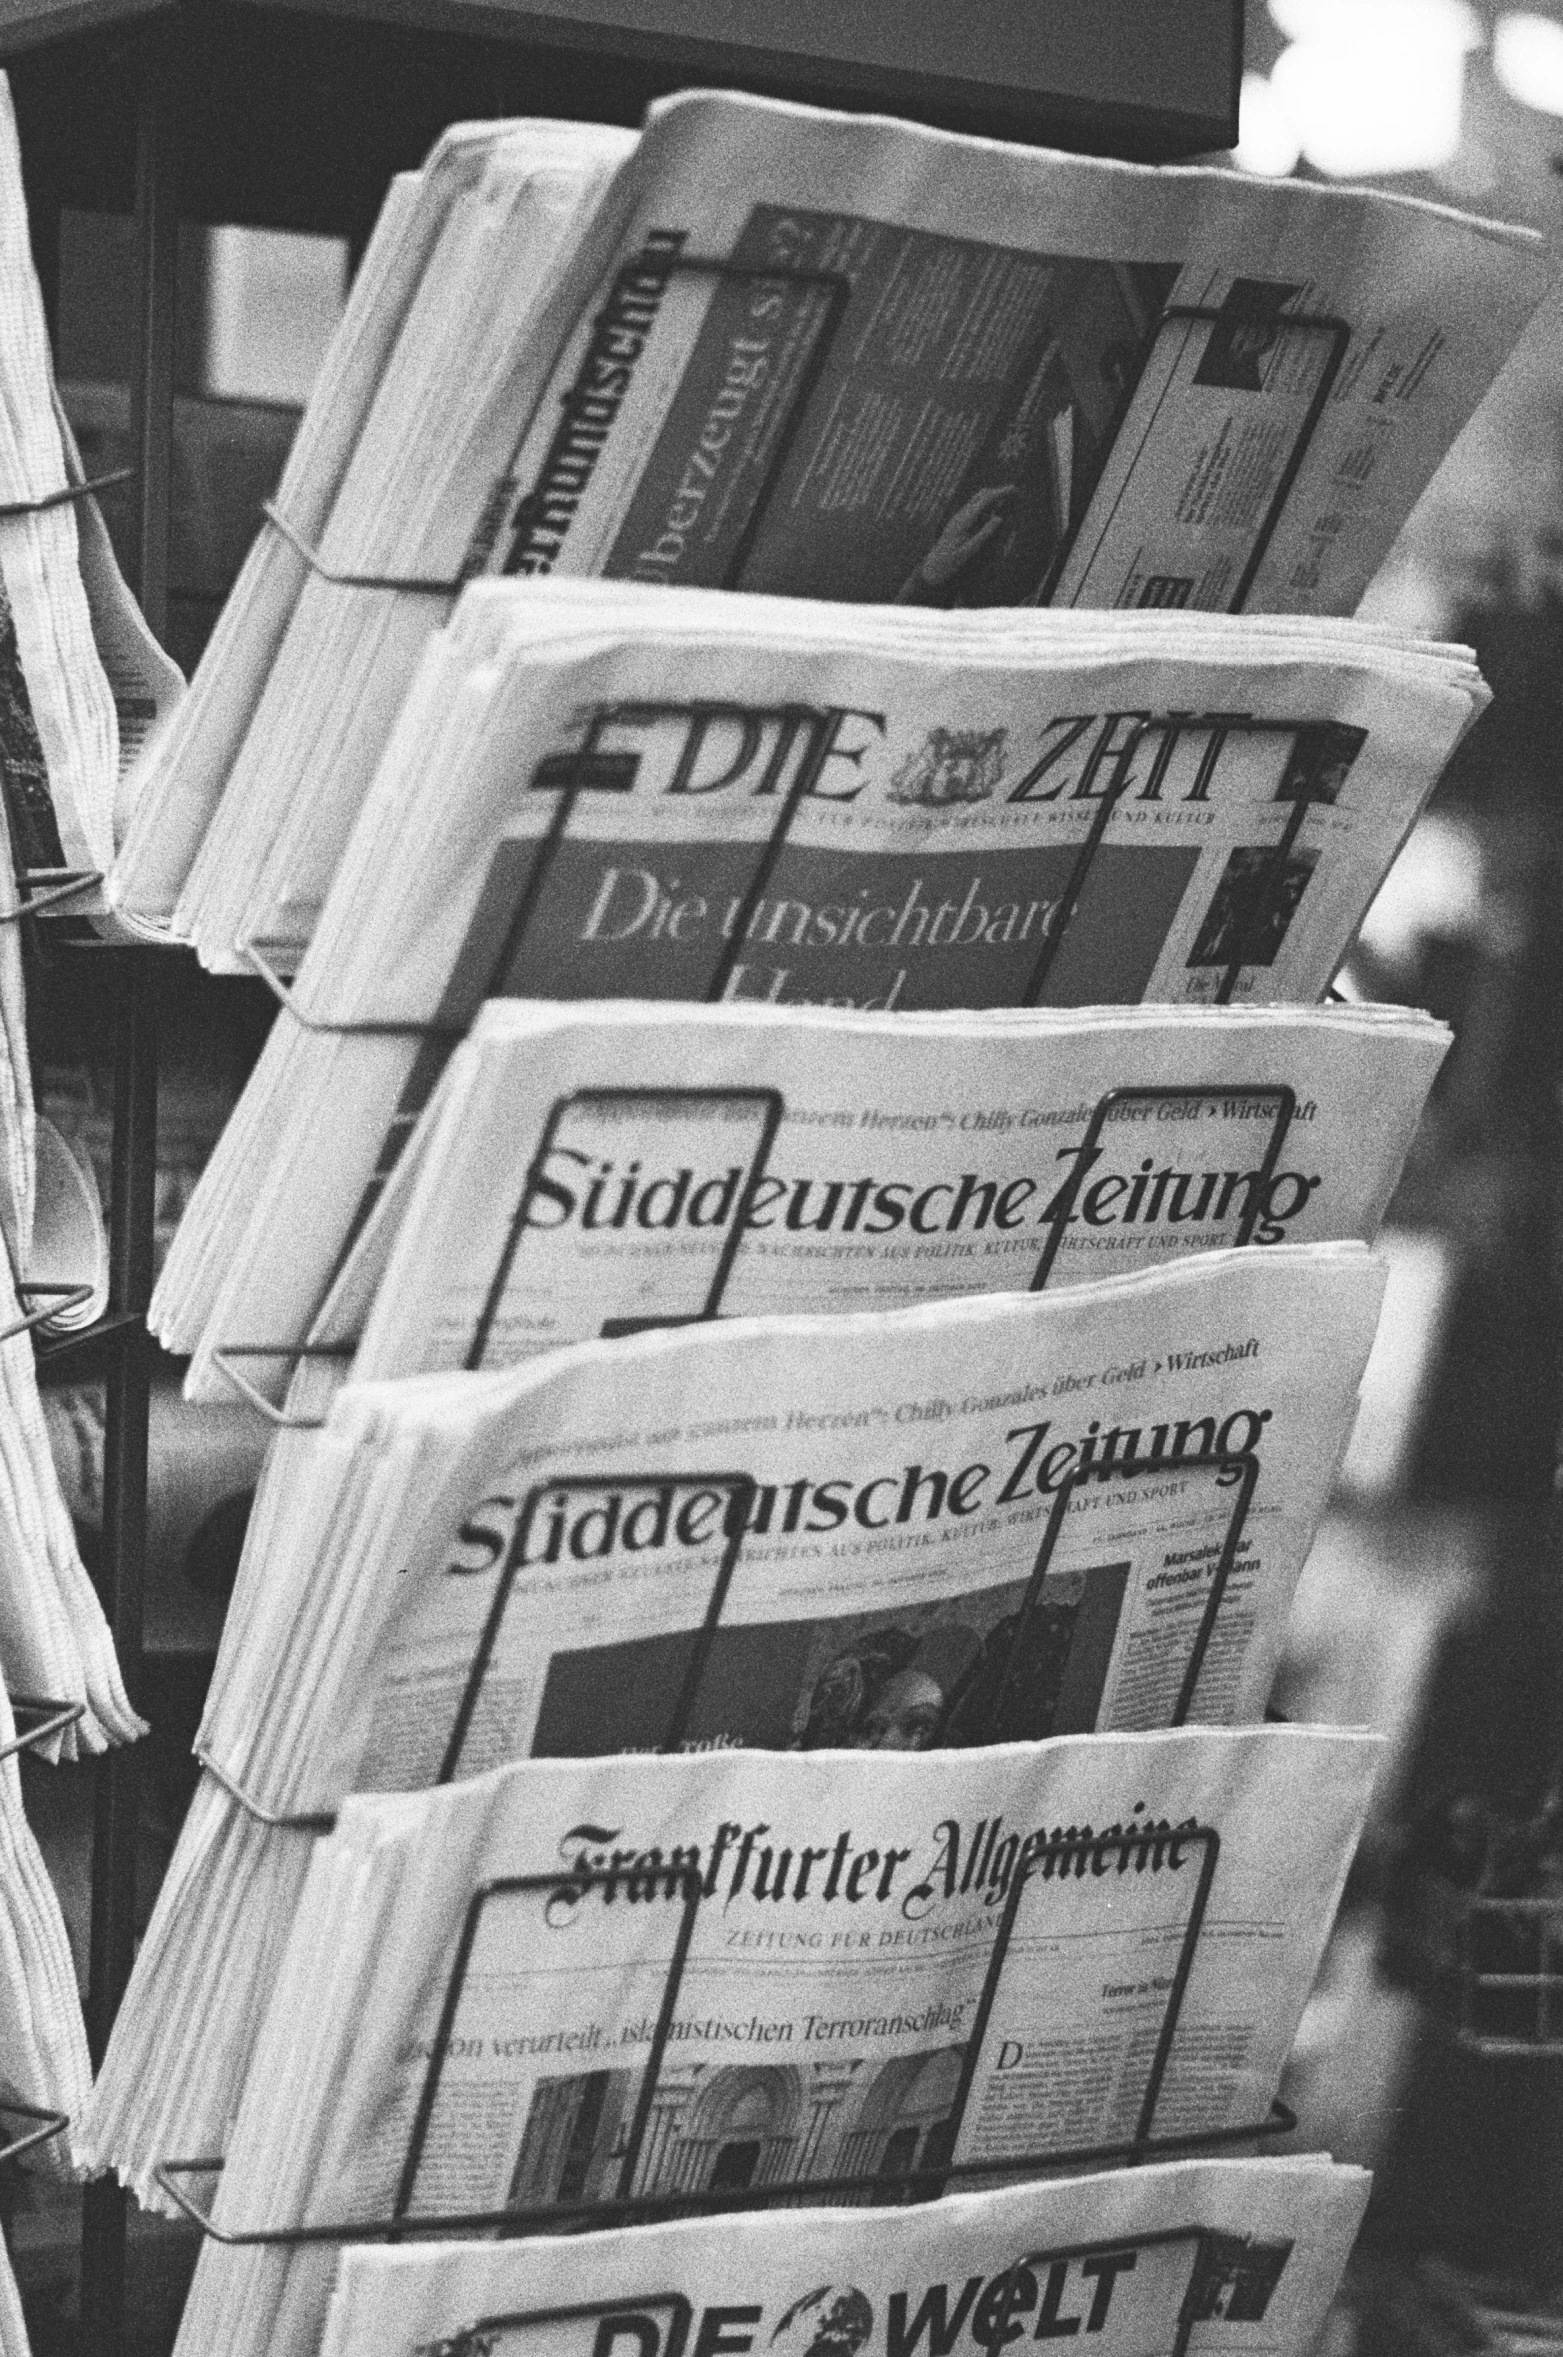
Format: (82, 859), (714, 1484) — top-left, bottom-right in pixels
(0, 70), (180, 896)
(0, 1675), (95, 2179)
(105, 86), (1547, 962)
(86, 1243), (1384, 2202)
(124, 581), (1496, 1007)
(160, 1724), (1378, 2357)
(149, 1725), (1386, 2357)
(196, 995), (1449, 1403)
(312, 2157), (1372, 2357)
(0, 1248), (142, 1752)
(0, 898), (144, 1754)
(147, 587), (1482, 1397)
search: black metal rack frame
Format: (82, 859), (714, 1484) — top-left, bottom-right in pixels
(150, 1829), (1298, 2252)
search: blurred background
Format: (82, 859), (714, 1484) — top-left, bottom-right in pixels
(1221, 12), (1563, 2353)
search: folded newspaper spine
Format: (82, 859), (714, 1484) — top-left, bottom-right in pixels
(84, 1241), (1384, 2211)
(312, 2157), (1373, 2357)
(165, 1725), (1379, 2357)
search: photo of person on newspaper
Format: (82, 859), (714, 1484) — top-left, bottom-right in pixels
(607, 214), (1176, 607)
(528, 1568), (1127, 1759)
(895, 329), (1145, 607)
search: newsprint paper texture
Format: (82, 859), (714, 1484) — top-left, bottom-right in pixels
(212, 1243), (1388, 1810)
(483, 94), (1547, 617)
(310, 999), (1447, 1385)
(171, 1728), (1378, 2357)
(82, 1245), (1384, 2206)
(315, 2157), (1372, 2357)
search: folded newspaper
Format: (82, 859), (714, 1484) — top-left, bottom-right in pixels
(110, 85), (1545, 954)
(294, 997), (1446, 1394)
(149, 587), (1479, 1392)
(0, 72), (180, 885)
(151, 582), (1487, 987)
(171, 995), (1445, 1407)
(0, 74), (166, 1754)
(0, 1230), (143, 1751)
(0, 1044), (145, 1751)
(87, 1244), (1384, 2199)
(0, 1677), (94, 2179)
(314, 2158), (1372, 2357)
(165, 1725), (1378, 2357)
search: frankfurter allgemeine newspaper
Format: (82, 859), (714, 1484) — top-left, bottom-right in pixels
(169, 1725), (1379, 2357)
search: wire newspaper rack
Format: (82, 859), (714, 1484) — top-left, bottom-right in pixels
(258, 254), (1346, 612)
(0, 34), (178, 2344)
(470, 1075), (1298, 1349)
(235, 249), (1353, 1047)
(0, 1697), (86, 1762)
(207, 1065), (1301, 1415)
(0, 2100), (68, 2171)
(153, 1827), (1297, 2251)
(191, 1437), (1258, 1843)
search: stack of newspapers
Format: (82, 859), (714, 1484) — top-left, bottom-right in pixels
(0, 80), (174, 2357)
(0, 75), (179, 893)
(91, 1242), (1390, 2194)
(75, 80), (1552, 2357)
(108, 84), (1545, 964)
(0, 1681), (92, 2138)
(148, 594), (1484, 1395)
(310, 2166), (1375, 2357)
(0, 76), (156, 1757)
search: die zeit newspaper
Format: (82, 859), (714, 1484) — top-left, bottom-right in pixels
(431, 689), (1427, 1017)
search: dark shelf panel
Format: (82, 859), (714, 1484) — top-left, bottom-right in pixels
(7, 0), (1240, 248)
